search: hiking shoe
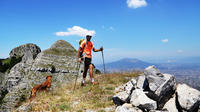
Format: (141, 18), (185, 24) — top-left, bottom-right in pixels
(81, 81), (86, 87)
(92, 81), (99, 85)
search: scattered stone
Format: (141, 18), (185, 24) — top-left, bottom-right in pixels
(114, 78), (136, 94)
(113, 65), (200, 112)
(86, 109), (96, 112)
(124, 78), (136, 94)
(72, 101), (79, 107)
(149, 110), (168, 112)
(115, 103), (142, 112)
(16, 103), (32, 112)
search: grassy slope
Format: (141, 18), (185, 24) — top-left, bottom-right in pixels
(20, 72), (140, 112)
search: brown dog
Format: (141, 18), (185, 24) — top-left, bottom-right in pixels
(29, 75), (52, 102)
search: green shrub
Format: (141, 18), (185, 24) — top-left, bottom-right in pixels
(0, 56), (22, 73)
(58, 104), (71, 111)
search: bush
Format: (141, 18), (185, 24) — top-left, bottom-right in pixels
(0, 56), (22, 73)
(58, 104), (71, 111)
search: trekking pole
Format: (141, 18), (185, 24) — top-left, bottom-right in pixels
(101, 48), (106, 74)
(73, 60), (81, 93)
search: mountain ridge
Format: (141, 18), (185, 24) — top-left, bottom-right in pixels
(97, 58), (153, 72)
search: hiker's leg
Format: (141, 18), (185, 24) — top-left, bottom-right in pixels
(89, 64), (94, 79)
(83, 65), (89, 80)
(89, 64), (98, 85)
(81, 66), (88, 86)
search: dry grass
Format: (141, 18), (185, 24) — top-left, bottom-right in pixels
(23, 72), (140, 112)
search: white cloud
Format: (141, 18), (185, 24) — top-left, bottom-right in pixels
(162, 39), (168, 43)
(56, 26), (96, 37)
(102, 25), (114, 31)
(177, 50), (183, 53)
(127, 0), (147, 9)
(109, 26), (114, 30)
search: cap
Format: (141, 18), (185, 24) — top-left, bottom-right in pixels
(86, 35), (92, 38)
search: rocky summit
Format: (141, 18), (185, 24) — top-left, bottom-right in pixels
(0, 40), (79, 112)
(31, 40), (77, 73)
(113, 65), (200, 112)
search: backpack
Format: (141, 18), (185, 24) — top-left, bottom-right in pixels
(79, 39), (93, 58)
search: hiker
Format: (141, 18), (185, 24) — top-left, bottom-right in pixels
(78, 35), (103, 86)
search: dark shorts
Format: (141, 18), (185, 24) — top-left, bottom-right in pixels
(84, 57), (92, 68)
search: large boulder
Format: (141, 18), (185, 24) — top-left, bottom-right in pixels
(136, 75), (148, 90)
(144, 66), (176, 109)
(116, 103), (142, 112)
(114, 78), (136, 94)
(113, 91), (130, 106)
(122, 78), (137, 95)
(176, 84), (200, 111)
(130, 89), (157, 111)
(163, 96), (178, 112)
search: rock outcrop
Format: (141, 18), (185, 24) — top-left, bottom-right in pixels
(0, 40), (80, 112)
(9, 43), (41, 58)
(0, 44), (41, 111)
(113, 65), (200, 112)
(9, 43), (41, 63)
(31, 40), (77, 73)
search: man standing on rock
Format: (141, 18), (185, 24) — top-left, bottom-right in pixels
(78, 35), (103, 86)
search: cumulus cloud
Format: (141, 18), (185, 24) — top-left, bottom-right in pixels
(127, 0), (147, 9)
(162, 39), (168, 43)
(56, 26), (96, 37)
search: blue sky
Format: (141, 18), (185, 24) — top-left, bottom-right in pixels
(0, 0), (200, 64)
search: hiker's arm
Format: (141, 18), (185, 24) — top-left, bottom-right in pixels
(93, 47), (103, 52)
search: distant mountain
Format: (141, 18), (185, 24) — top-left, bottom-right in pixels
(96, 58), (200, 91)
(97, 58), (153, 72)
(147, 56), (200, 64)
(175, 56), (200, 64)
